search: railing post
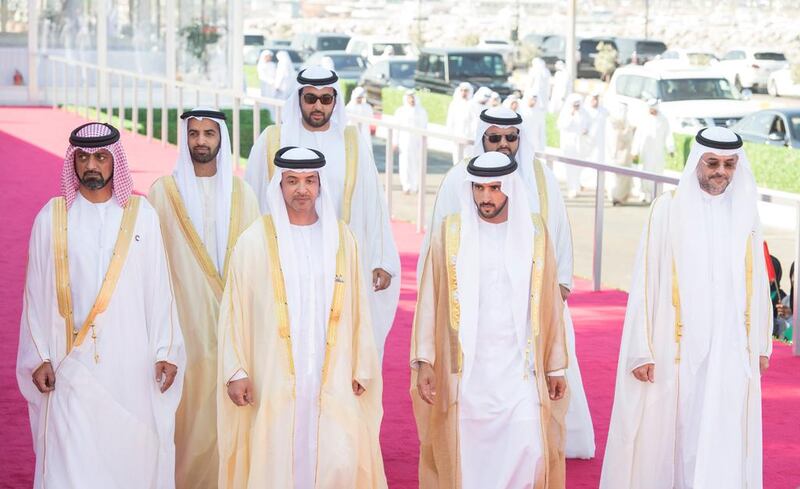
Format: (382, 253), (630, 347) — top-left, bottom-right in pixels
(176, 86), (183, 149)
(118, 73), (125, 129)
(106, 70), (113, 124)
(455, 141), (464, 164)
(253, 100), (261, 144)
(95, 68), (102, 120)
(82, 66), (89, 118)
(417, 135), (428, 233)
(384, 128), (394, 217)
(233, 96), (241, 167)
(132, 78), (139, 135)
(592, 169), (606, 291)
(73, 64), (79, 113)
(61, 61), (67, 110)
(50, 60), (56, 109)
(146, 80), (153, 141)
(654, 181), (663, 199)
(161, 82), (169, 145)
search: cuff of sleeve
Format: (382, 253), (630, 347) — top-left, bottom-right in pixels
(227, 369), (248, 385)
(628, 358), (655, 373)
(410, 358), (432, 370)
(546, 369), (566, 377)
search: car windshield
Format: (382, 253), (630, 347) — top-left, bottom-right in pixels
(448, 53), (506, 78)
(659, 78), (739, 101)
(754, 52), (786, 61)
(318, 37), (349, 51)
(328, 55), (365, 70)
(389, 61), (416, 79)
(372, 43), (409, 56)
(636, 41), (666, 54)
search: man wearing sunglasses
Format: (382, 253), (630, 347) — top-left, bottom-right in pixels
(418, 106), (597, 460)
(245, 66), (400, 361)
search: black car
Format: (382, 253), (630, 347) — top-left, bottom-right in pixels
(732, 109), (800, 149)
(613, 38), (668, 65)
(291, 33), (351, 59)
(538, 36), (619, 78)
(359, 57), (417, 112)
(414, 48), (512, 96)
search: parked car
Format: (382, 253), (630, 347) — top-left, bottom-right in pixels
(606, 65), (759, 133)
(304, 51), (368, 80)
(767, 67), (800, 97)
(732, 109), (800, 148)
(477, 38), (515, 67)
(358, 56), (417, 111)
(613, 38), (667, 65)
(414, 48), (513, 96)
(291, 33), (351, 58)
(718, 48), (789, 92)
(644, 49), (719, 70)
(346, 36), (415, 64)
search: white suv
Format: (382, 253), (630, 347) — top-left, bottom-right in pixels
(606, 65), (759, 134)
(345, 36), (416, 64)
(717, 48), (789, 91)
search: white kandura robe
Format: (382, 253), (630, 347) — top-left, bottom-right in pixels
(288, 221), (327, 489)
(17, 194), (186, 489)
(346, 101), (375, 142)
(519, 105), (547, 153)
(584, 106), (609, 165)
(446, 97), (474, 164)
(631, 113), (674, 200)
(460, 220), (544, 489)
(197, 174), (220, 269)
(558, 108), (590, 194)
(246, 125), (400, 360)
(395, 102), (428, 193)
(600, 191), (771, 489)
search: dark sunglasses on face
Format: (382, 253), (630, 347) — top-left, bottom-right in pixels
(484, 133), (519, 143)
(302, 93), (335, 105)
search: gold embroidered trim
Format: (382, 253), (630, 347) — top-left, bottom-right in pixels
(163, 176), (226, 299)
(341, 125), (359, 224)
(444, 214), (463, 374)
(533, 159), (549, 221)
(53, 196), (141, 355)
(222, 178), (243, 280)
(262, 215), (295, 375)
(320, 221), (348, 385)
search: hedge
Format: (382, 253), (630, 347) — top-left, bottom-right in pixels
(381, 87), (452, 125)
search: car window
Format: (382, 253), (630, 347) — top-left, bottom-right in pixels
(769, 115), (787, 135)
(749, 112), (776, 136)
(448, 53), (506, 78)
(427, 54), (445, 77)
(754, 52), (786, 61)
(636, 41), (666, 54)
(619, 75), (645, 98)
(659, 78), (738, 101)
(372, 43), (409, 56)
(390, 61), (416, 79)
(318, 37), (349, 51)
(329, 55), (365, 70)
(640, 77), (659, 100)
(723, 51), (744, 61)
(789, 116), (800, 139)
(661, 50), (678, 59)
(543, 36), (564, 53)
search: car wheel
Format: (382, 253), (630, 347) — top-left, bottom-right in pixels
(768, 79), (779, 97)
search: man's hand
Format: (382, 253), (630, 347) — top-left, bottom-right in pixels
(155, 361), (178, 393)
(559, 285), (570, 302)
(416, 362), (437, 405)
(547, 375), (567, 400)
(352, 380), (365, 396)
(32, 362), (56, 393)
(776, 303), (791, 319)
(759, 356), (769, 373)
(372, 268), (392, 291)
(632, 363), (655, 383)
(228, 378), (254, 406)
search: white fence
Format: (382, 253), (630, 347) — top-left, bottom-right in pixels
(37, 53), (800, 355)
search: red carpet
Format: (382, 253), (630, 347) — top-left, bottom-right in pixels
(2, 107), (799, 488)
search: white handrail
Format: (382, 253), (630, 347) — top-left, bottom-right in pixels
(37, 53), (800, 354)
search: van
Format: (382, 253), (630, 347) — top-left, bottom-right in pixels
(414, 48), (512, 96)
(291, 33), (351, 59)
(346, 36), (415, 64)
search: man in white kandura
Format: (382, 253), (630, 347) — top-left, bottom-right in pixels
(418, 106), (596, 459)
(412, 151), (568, 488)
(345, 86), (375, 142)
(446, 82), (474, 165)
(631, 98), (675, 202)
(245, 66), (400, 359)
(17, 122), (185, 488)
(148, 109), (260, 489)
(600, 127), (772, 489)
(219, 147), (386, 488)
(394, 89), (429, 194)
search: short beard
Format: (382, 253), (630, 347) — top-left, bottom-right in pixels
(190, 142), (221, 164)
(475, 197), (508, 219)
(79, 171), (111, 190)
(698, 175), (730, 195)
(301, 109), (333, 128)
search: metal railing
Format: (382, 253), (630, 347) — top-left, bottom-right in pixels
(36, 53), (800, 355)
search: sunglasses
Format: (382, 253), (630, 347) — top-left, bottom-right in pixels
(699, 158), (737, 171)
(302, 93), (335, 105)
(484, 133), (519, 143)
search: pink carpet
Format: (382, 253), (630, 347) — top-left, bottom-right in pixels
(2, 107), (799, 488)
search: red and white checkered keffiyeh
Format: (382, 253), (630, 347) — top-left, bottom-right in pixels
(61, 123), (134, 208)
